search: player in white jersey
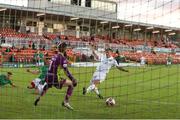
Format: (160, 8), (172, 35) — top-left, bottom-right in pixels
(83, 47), (129, 99)
(140, 56), (146, 65)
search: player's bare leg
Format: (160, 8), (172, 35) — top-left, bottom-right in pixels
(83, 80), (103, 99)
(83, 80), (99, 94)
(94, 81), (103, 99)
(58, 79), (74, 110)
(34, 84), (48, 106)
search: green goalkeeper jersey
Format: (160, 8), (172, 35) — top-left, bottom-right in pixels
(0, 75), (12, 86)
(38, 65), (48, 84)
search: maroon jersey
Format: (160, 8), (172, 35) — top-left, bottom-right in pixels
(46, 53), (74, 88)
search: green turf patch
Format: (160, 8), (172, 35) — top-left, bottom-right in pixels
(0, 65), (180, 118)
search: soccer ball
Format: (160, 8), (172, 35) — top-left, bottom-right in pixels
(106, 97), (115, 106)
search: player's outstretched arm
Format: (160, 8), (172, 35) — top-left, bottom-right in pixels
(27, 69), (40, 74)
(11, 83), (16, 87)
(9, 81), (16, 87)
(114, 58), (129, 72)
(117, 67), (129, 72)
(92, 50), (99, 61)
(90, 44), (99, 60)
(63, 67), (77, 87)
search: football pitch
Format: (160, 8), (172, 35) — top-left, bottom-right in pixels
(0, 65), (180, 119)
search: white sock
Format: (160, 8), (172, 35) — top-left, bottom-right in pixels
(94, 87), (100, 95)
(86, 84), (95, 93)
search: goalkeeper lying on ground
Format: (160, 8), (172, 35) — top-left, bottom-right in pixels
(0, 72), (16, 87)
(27, 59), (49, 94)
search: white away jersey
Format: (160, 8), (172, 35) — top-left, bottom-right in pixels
(95, 54), (118, 74)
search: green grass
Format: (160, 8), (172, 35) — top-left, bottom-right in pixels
(0, 65), (180, 119)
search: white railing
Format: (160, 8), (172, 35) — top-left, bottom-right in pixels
(2, 36), (179, 53)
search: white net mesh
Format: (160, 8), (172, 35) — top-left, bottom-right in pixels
(0, 0), (180, 119)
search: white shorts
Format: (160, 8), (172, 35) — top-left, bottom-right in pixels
(140, 61), (145, 65)
(39, 62), (44, 66)
(36, 62), (44, 66)
(167, 61), (171, 65)
(37, 82), (47, 95)
(91, 71), (107, 83)
(32, 78), (41, 88)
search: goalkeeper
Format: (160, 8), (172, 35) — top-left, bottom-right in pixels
(27, 58), (49, 94)
(0, 72), (16, 87)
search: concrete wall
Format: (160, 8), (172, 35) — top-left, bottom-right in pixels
(28, 0), (117, 20)
(92, 0), (116, 12)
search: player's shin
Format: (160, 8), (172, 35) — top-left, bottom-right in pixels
(94, 87), (99, 95)
(34, 85), (48, 106)
(94, 87), (103, 99)
(64, 85), (73, 103)
(62, 85), (74, 110)
(34, 96), (41, 106)
(86, 84), (95, 93)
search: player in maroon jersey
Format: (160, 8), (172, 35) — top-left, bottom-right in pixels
(34, 42), (77, 110)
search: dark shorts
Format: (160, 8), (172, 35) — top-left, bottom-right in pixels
(45, 74), (66, 89)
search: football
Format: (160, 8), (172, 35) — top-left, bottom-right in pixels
(106, 97), (116, 106)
